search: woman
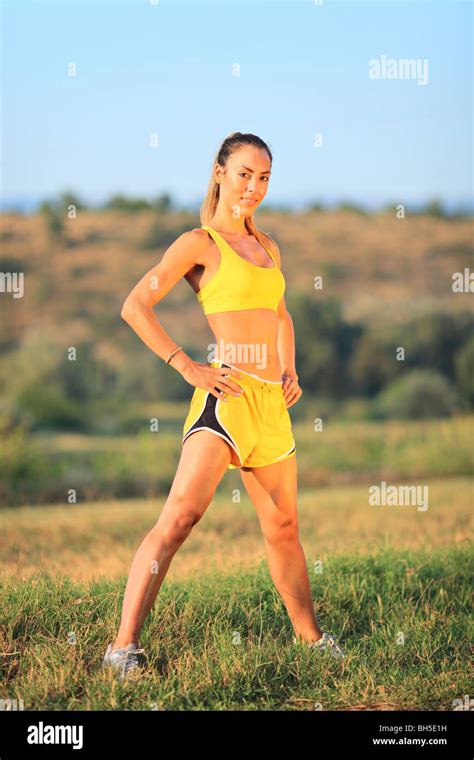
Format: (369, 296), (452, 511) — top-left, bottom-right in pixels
(102, 132), (345, 680)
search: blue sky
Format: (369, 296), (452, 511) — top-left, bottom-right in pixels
(2, 0), (472, 211)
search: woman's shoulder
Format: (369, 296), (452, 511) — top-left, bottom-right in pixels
(185, 226), (210, 242)
(179, 226), (221, 267)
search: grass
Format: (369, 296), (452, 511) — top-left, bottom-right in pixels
(0, 477), (471, 581)
(0, 547), (471, 711)
(0, 477), (471, 710)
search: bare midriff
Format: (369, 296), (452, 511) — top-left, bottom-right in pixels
(206, 309), (282, 381)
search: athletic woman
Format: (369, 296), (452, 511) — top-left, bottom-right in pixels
(102, 132), (345, 679)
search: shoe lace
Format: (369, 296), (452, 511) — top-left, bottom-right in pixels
(122, 647), (145, 674)
(310, 632), (339, 651)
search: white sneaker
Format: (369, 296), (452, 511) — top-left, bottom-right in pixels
(102, 642), (146, 680)
(293, 631), (345, 661)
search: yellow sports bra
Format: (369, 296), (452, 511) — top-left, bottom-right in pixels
(195, 225), (286, 315)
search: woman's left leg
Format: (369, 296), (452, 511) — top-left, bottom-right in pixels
(240, 453), (323, 643)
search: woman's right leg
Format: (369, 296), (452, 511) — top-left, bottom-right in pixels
(112, 430), (232, 649)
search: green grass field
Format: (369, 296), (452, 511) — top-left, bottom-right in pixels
(1, 476), (472, 710)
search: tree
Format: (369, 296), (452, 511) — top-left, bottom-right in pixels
(287, 293), (363, 398)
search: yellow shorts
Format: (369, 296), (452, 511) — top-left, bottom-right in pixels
(182, 359), (296, 469)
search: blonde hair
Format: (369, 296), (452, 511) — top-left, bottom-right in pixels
(200, 131), (273, 245)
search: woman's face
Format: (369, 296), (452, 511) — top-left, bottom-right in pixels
(216, 146), (271, 217)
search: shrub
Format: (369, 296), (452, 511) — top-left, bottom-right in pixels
(372, 369), (458, 420)
(0, 414), (43, 504)
(287, 293), (363, 399)
(15, 383), (89, 431)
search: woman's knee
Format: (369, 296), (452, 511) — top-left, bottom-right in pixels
(155, 496), (208, 548)
(263, 514), (299, 545)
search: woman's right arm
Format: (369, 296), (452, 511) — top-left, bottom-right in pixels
(120, 229), (243, 399)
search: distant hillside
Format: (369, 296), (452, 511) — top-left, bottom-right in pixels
(0, 209), (472, 351)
